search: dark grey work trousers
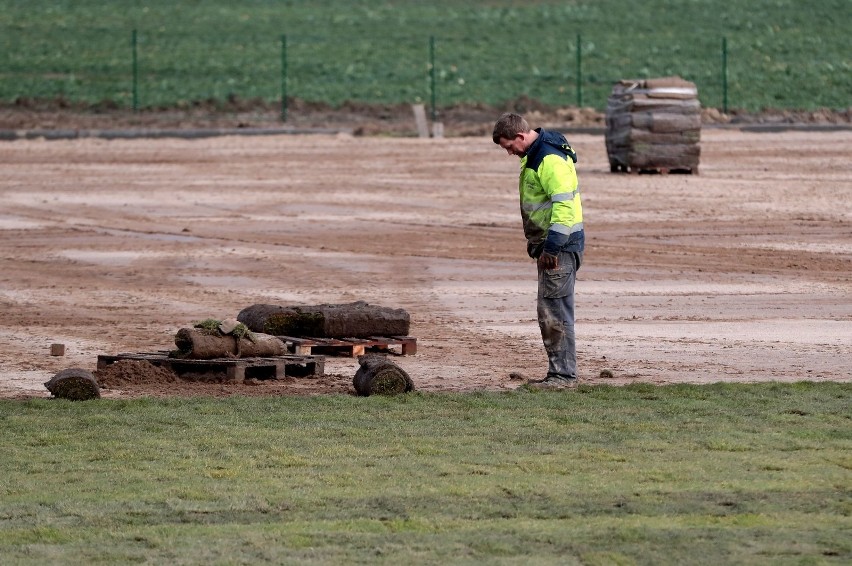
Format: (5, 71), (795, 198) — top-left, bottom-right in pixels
(537, 250), (582, 381)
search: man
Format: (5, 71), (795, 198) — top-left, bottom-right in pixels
(492, 113), (584, 389)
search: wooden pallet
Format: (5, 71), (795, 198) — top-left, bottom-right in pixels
(96, 352), (325, 383)
(610, 163), (698, 175)
(276, 335), (417, 357)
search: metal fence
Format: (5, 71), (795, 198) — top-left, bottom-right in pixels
(1, 28), (847, 120)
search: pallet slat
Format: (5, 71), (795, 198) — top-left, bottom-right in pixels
(96, 352), (325, 383)
(276, 335), (417, 357)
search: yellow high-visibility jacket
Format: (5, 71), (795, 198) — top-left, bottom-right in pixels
(518, 128), (584, 258)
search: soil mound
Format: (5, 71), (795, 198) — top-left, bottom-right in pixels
(4, 96), (845, 137)
(96, 360), (178, 387)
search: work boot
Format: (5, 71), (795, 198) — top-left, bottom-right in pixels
(525, 377), (578, 390)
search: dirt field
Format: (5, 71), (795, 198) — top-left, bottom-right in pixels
(1, 126), (850, 399)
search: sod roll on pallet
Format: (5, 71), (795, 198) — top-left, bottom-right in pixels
(237, 301), (410, 339)
(605, 76), (701, 174)
(171, 328), (285, 359)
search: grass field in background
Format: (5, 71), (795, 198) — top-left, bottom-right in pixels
(0, 0), (850, 112)
(1, 382), (849, 564)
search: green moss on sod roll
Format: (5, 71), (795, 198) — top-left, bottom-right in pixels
(44, 367), (100, 400)
(353, 355), (414, 396)
(264, 312), (325, 337)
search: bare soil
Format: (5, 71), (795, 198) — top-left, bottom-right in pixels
(1, 109), (850, 399)
(2, 98), (850, 137)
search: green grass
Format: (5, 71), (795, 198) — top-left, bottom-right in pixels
(1, 382), (850, 564)
(0, 0), (849, 111)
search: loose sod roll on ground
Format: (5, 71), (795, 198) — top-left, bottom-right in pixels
(353, 355), (414, 396)
(44, 367), (100, 400)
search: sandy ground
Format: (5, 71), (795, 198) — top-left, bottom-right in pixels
(1, 128), (850, 399)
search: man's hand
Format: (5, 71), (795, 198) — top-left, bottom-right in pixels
(537, 252), (558, 270)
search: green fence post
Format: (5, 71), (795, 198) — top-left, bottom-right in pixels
(576, 33), (583, 108)
(429, 35), (437, 123)
(721, 36), (728, 113)
(280, 34), (288, 122)
(131, 29), (138, 112)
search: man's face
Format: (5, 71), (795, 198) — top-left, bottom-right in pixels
(498, 134), (528, 157)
